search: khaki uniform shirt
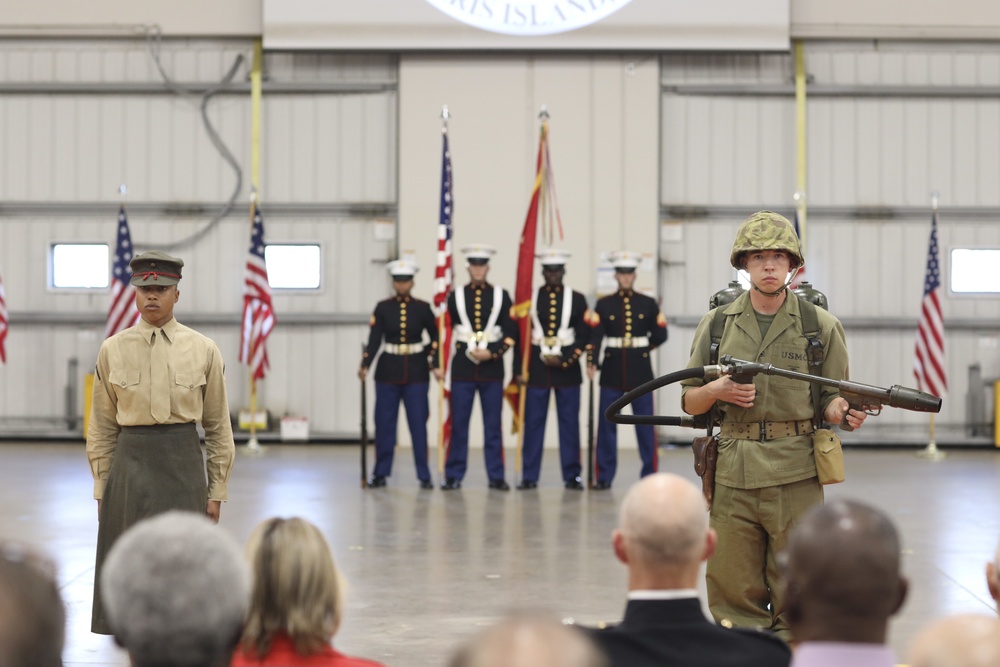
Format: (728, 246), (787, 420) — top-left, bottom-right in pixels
(681, 291), (850, 489)
(87, 317), (235, 500)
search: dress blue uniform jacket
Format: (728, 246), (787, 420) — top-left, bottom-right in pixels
(361, 296), (438, 383)
(588, 289), (668, 390)
(512, 286), (590, 387)
(446, 283), (518, 382)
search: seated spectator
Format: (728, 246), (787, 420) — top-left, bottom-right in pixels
(582, 473), (790, 667)
(987, 539), (999, 612)
(450, 611), (605, 667)
(233, 517), (387, 667)
(0, 542), (65, 667)
(909, 614), (1000, 667)
(782, 499), (908, 666)
(100, 511), (250, 667)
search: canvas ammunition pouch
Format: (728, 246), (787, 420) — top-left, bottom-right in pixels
(813, 428), (844, 484)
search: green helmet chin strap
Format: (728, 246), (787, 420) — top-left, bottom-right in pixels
(746, 269), (797, 298)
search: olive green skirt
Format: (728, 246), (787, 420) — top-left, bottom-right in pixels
(91, 423), (207, 635)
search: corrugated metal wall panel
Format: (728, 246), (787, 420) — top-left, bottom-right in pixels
(661, 43), (1000, 432)
(4, 37), (1000, 438)
(0, 40), (397, 436)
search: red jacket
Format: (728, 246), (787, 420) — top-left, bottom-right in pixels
(232, 634), (388, 667)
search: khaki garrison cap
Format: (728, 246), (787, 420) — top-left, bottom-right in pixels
(129, 251), (184, 286)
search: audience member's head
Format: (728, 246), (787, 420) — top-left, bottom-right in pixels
(450, 612), (607, 667)
(987, 540), (999, 612)
(612, 472), (713, 590)
(239, 517), (346, 658)
(909, 614), (1000, 667)
(781, 499), (907, 645)
(100, 511), (250, 667)
(0, 542), (65, 667)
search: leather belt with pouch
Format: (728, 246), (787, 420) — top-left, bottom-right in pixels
(719, 419), (814, 441)
(691, 435), (719, 509)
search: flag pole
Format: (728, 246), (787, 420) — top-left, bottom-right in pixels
(794, 41), (808, 254)
(917, 191), (945, 461)
(245, 193), (263, 456)
(244, 40), (265, 457)
(437, 314), (447, 476)
(514, 108), (548, 483)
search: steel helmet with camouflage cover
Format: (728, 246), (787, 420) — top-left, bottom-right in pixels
(730, 210), (804, 270)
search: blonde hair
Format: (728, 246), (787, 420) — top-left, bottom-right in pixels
(240, 517), (345, 658)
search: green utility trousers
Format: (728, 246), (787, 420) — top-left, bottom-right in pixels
(706, 477), (823, 640)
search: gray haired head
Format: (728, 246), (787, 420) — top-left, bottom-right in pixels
(100, 511), (251, 667)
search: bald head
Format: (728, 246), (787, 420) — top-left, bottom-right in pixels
(613, 474), (711, 588)
(450, 613), (606, 667)
(910, 614), (1000, 667)
(783, 499), (906, 643)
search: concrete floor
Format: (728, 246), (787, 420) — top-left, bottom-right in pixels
(1, 442), (998, 667)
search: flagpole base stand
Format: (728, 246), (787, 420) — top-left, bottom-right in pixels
(243, 437), (266, 457)
(916, 441), (946, 461)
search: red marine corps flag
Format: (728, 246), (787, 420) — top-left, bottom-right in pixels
(0, 263), (7, 364)
(507, 109), (563, 473)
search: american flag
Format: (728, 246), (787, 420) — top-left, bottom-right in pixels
(105, 207), (141, 338)
(914, 211), (947, 398)
(0, 264), (7, 363)
(433, 131), (454, 316)
(434, 129), (455, 454)
(239, 205), (275, 382)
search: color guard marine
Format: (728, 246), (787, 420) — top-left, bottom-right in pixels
(443, 244), (519, 491)
(512, 249), (590, 490)
(359, 259), (441, 489)
(587, 251), (668, 489)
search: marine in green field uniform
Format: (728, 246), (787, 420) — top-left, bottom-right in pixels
(680, 211), (868, 639)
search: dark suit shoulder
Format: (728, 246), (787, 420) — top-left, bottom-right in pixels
(584, 620), (790, 667)
(728, 625), (792, 656)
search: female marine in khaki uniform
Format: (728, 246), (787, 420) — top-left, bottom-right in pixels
(87, 250), (235, 634)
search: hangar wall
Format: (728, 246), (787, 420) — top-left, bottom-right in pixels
(0, 36), (998, 442)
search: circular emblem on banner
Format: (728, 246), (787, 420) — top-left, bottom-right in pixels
(423, 0), (636, 36)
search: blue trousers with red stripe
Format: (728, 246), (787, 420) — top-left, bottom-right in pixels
(596, 388), (657, 484)
(373, 382), (431, 482)
(521, 385), (582, 483)
(446, 380), (506, 482)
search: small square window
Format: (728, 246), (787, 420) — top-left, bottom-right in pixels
(264, 244), (321, 289)
(950, 248), (1000, 294)
(51, 244), (109, 289)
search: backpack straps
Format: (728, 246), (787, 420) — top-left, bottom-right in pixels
(708, 296), (827, 427)
(798, 298), (826, 427)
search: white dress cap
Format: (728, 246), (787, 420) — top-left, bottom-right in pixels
(461, 244), (497, 263)
(609, 250), (642, 271)
(536, 248), (572, 267)
(386, 259), (419, 278)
